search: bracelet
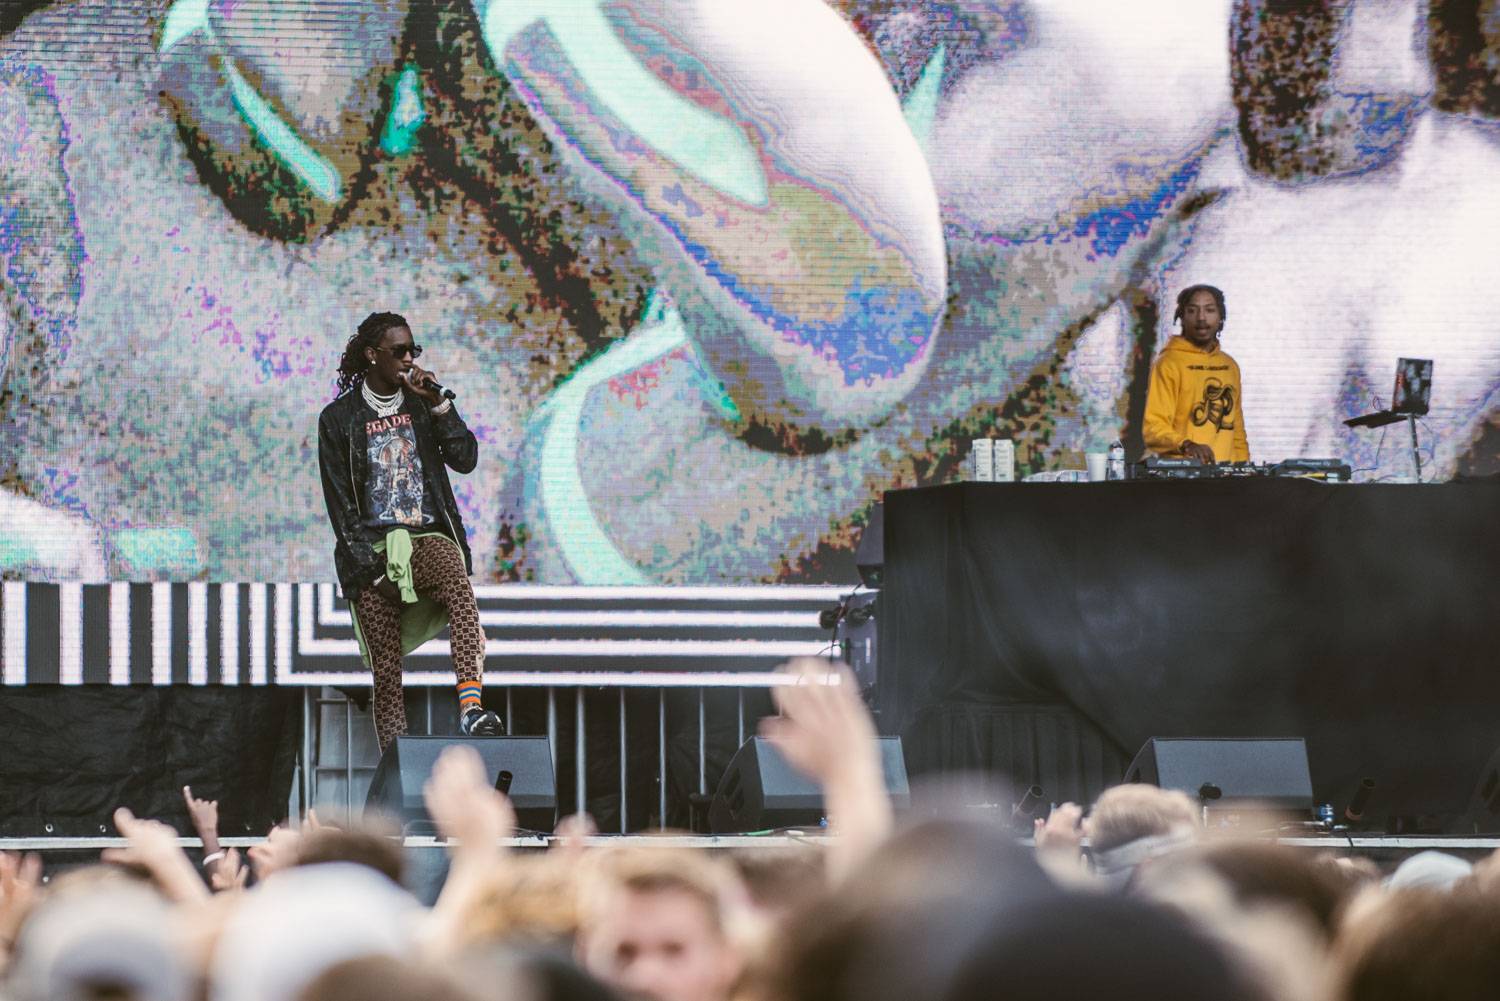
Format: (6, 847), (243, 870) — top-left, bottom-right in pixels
(201, 850), (226, 867)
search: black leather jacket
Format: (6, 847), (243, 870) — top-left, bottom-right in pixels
(317, 387), (477, 598)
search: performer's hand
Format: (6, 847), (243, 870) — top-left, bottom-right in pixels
(401, 365), (444, 406)
(1181, 441), (1217, 465)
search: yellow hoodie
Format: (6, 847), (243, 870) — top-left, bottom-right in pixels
(1143, 336), (1250, 462)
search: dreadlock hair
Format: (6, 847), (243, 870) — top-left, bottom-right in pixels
(335, 312), (409, 397)
(1172, 284), (1227, 325)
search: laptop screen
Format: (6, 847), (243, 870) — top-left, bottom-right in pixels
(1392, 358), (1433, 415)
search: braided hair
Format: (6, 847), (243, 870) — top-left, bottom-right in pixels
(335, 312), (409, 397)
(1172, 285), (1227, 325)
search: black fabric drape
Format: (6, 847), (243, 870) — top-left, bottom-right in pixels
(878, 481), (1500, 822)
(0, 687), (300, 837)
(905, 702), (1130, 807)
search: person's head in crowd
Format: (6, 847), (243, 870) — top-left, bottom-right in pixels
(447, 855), (582, 954)
(297, 955), (484, 1001)
(576, 848), (746, 1001)
(46, 861), (161, 899)
(293, 821), (407, 887)
(1088, 784), (1200, 853)
(1137, 842), (1365, 943)
(725, 849), (826, 926)
(1132, 843), (1348, 1001)
(1382, 849), (1473, 893)
(455, 946), (626, 1001)
(1467, 843), (1500, 895)
(5, 882), (191, 1001)
(1334, 887), (1500, 1001)
(1086, 784), (1199, 882)
(931, 892), (1267, 1001)
(758, 816), (1056, 1001)
(211, 861), (421, 1001)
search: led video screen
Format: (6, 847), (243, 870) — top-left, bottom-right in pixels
(2, 0), (1497, 584)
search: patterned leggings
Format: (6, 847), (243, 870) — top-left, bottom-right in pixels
(353, 534), (485, 752)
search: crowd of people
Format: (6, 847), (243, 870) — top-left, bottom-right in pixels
(2, 658), (1499, 1001)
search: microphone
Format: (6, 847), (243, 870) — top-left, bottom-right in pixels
(403, 371), (456, 401)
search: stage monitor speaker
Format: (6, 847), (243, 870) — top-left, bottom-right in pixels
(854, 502), (884, 589)
(1124, 737), (1313, 813)
(365, 736), (557, 833)
(708, 736), (909, 834)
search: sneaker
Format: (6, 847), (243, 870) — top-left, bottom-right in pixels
(459, 705), (504, 736)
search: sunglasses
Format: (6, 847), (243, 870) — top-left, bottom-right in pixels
(372, 344), (423, 360)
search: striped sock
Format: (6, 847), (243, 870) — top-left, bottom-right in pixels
(457, 682), (483, 712)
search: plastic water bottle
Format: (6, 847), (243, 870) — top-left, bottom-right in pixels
(1107, 440), (1126, 481)
(1317, 803), (1335, 828)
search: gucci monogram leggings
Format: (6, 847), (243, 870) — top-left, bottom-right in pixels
(353, 534), (485, 752)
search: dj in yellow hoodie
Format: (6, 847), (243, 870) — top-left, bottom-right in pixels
(1142, 285), (1250, 463)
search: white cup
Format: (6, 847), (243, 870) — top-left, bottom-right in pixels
(1086, 452), (1108, 482)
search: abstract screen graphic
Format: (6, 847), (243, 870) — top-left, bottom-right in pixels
(2, 0), (1499, 585)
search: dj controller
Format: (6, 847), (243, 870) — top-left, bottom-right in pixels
(1129, 457), (1353, 482)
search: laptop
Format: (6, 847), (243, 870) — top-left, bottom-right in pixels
(1344, 358), (1434, 428)
(1392, 357), (1433, 416)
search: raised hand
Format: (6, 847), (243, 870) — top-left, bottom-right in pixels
(761, 658), (878, 784)
(182, 784), (221, 850)
(422, 744), (516, 859)
(1033, 803), (1090, 884)
(552, 812), (599, 862)
(0, 851), (42, 957)
(420, 744), (518, 957)
(246, 822), (304, 881)
(103, 807), (209, 903)
(1033, 802), (1085, 855)
(759, 657), (889, 876)
(209, 847), (249, 893)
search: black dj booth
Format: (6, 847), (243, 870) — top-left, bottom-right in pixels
(875, 479), (1500, 828)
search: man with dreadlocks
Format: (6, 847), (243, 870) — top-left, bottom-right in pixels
(318, 312), (503, 750)
(1142, 284), (1251, 465)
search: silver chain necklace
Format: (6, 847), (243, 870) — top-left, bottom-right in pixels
(361, 379), (403, 418)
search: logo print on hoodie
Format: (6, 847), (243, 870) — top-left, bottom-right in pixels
(1190, 377), (1236, 432)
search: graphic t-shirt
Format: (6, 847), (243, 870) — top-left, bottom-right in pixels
(362, 403), (439, 531)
